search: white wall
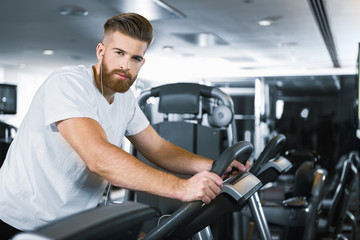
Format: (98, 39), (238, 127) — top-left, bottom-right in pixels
(0, 66), (50, 128)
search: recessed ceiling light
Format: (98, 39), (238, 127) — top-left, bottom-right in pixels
(42, 49), (54, 56)
(258, 19), (273, 26)
(257, 16), (282, 26)
(59, 6), (88, 16)
(162, 46), (174, 52)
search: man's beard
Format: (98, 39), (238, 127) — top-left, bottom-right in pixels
(101, 62), (136, 93)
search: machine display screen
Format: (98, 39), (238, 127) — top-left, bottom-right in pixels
(0, 84), (17, 114)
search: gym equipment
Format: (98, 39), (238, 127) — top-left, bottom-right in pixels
(149, 134), (292, 240)
(240, 134), (292, 240)
(11, 201), (157, 240)
(315, 151), (358, 240)
(132, 82), (291, 239)
(127, 83), (240, 238)
(143, 140), (262, 240)
(136, 82), (237, 149)
(261, 161), (328, 240)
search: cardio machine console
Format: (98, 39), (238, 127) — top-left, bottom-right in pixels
(222, 172), (262, 204)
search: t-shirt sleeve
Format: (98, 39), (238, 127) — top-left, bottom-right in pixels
(43, 69), (98, 131)
(125, 99), (149, 136)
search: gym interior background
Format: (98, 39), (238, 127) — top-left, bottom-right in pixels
(1, 0), (360, 239)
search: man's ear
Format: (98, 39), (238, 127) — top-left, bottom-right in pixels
(141, 58), (146, 66)
(96, 43), (105, 60)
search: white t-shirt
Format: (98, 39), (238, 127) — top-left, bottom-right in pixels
(0, 65), (149, 230)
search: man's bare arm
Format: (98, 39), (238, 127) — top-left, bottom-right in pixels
(56, 118), (223, 203)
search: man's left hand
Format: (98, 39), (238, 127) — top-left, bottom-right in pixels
(222, 160), (251, 179)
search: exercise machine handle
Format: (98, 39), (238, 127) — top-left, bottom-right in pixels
(143, 141), (253, 240)
(250, 134), (286, 175)
(211, 141), (253, 175)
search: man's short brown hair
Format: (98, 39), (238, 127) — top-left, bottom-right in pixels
(104, 12), (154, 47)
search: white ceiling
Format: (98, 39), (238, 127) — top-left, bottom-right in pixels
(0, 0), (359, 83)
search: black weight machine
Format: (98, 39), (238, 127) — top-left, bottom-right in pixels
(126, 82), (242, 239)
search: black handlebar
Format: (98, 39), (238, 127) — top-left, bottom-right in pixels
(250, 134), (286, 175)
(211, 141), (253, 175)
(143, 141), (253, 240)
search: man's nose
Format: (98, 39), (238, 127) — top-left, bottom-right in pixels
(119, 57), (131, 71)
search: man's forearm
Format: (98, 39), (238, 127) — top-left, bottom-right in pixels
(87, 141), (190, 200)
(143, 140), (213, 175)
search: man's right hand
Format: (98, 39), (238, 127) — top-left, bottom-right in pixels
(177, 171), (223, 204)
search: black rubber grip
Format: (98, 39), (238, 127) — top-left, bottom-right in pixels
(211, 141), (253, 176)
(250, 134), (286, 175)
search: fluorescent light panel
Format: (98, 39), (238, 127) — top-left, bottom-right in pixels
(173, 32), (228, 47)
(99, 0), (185, 21)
